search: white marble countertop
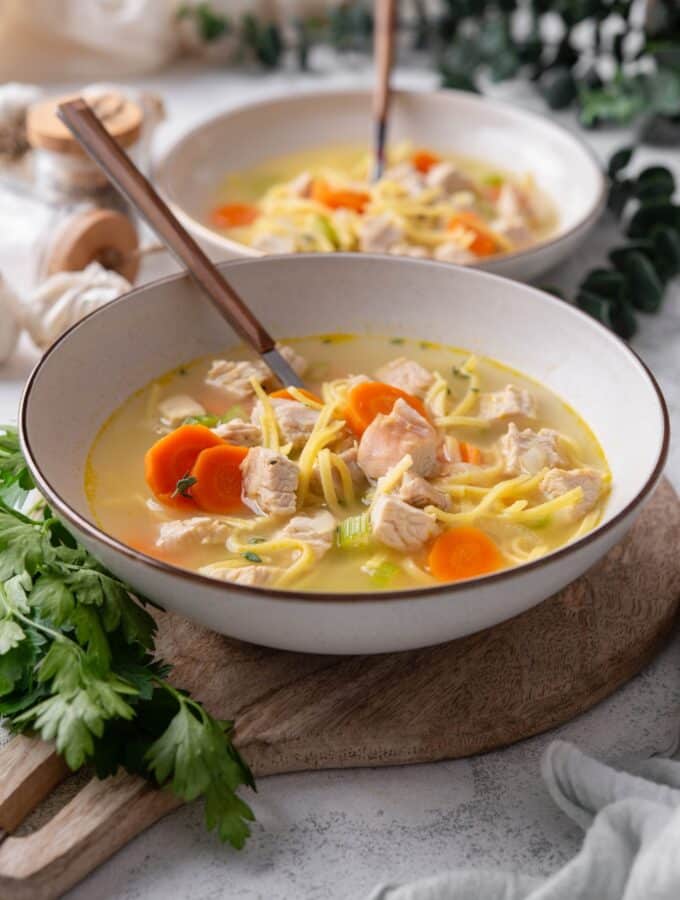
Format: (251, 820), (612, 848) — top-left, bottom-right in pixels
(1, 63), (679, 900)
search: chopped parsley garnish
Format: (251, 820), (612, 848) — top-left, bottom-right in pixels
(172, 473), (197, 498)
(243, 551), (263, 563)
(389, 337), (405, 345)
(248, 537), (266, 544)
(452, 366), (471, 379)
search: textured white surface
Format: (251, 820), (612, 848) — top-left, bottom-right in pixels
(0, 62), (679, 899)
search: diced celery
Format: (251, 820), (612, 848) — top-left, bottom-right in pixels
(369, 561), (400, 587)
(336, 512), (372, 549)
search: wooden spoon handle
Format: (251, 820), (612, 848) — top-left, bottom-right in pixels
(0, 771), (181, 900)
(57, 98), (276, 355)
(373, 0), (397, 124)
(0, 737), (68, 834)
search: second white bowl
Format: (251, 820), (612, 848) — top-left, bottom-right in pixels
(155, 89), (607, 282)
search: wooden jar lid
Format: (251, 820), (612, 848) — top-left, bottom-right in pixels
(27, 92), (142, 156)
(45, 208), (139, 282)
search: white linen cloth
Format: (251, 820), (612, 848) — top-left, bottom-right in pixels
(367, 740), (680, 900)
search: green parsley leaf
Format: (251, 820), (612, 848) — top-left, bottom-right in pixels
(0, 619), (24, 654)
(242, 551), (262, 563)
(172, 473), (197, 499)
(0, 423), (256, 846)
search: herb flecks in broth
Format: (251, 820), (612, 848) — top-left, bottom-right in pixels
(86, 335), (610, 594)
(208, 142), (557, 262)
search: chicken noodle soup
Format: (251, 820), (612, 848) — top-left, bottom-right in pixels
(86, 335), (610, 593)
(209, 144), (557, 262)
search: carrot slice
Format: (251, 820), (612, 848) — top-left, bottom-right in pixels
(344, 381), (429, 436)
(448, 211), (498, 258)
(411, 149), (440, 174)
(189, 444), (249, 514)
(270, 387), (323, 404)
(145, 424), (224, 508)
(311, 178), (370, 213)
(460, 441), (483, 465)
(428, 527), (503, 582)
(211, 203), (259, 228)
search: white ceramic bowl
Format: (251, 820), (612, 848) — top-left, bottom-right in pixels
(155, 89), (606, 282)
(20, 255), (668, 654)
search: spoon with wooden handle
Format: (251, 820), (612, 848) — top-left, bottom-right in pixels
(372, 0), (397, 182)
(57, 97), (303, 390)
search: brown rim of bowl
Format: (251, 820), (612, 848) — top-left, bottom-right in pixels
(20, 254), (669, 605)
(154, 87), (608, 269)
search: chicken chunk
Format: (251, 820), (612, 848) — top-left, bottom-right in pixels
(288, 171), (313, 198)
(158, 394), (206, 428)
(252, 234), (296, 254)
(203, 564), (283, 587)
(358, 398), (439, 480)
(206, 346), (306, 406)
(425, 162), (476, 196)
(433, 242), (476, 265)
(156, 517), (231, 551)
(212, 418), (262, 446)
(375, 357), (435, 399)
(370, 494), (440, 553)
(359, 214), (404, 253)
(500, 423), (566, 476)
(277, 343), (308, 377)
(388, 243), (430, 259)
(540, 467), (604, 521)
(383, 161), (424, 196)
(492, 218), (533, 249)
(398, 471), (451, 511)
(280, 510), (337, 559)
(479, 385), (536, 422)
(252, 398), (318, 449)
(205, 358), (270, 404)
(241, 447), (299, 516)
(496, 183), (527, 222)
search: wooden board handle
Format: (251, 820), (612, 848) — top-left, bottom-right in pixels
(0, 737), (68, 834)
(0, 770), (181, 900)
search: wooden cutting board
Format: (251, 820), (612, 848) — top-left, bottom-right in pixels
(1, 478), (679, 899)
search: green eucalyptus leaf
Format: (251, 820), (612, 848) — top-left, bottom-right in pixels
(645, 67), (680, 116)
(608, 178), (635, 218)
(579, 76), (646, 128)
(580, 269), (626, 302)
(607, 146), (634, 178)
(625, 252), (665, 312)
(608, 241), (654, 271)
(634, 166), (676, 205)
(539, 67), (578, 110)
(627, 202), (680, 239)
(652, 227), (680, 280)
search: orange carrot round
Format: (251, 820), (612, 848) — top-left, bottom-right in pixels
(311, 178), (370, 213)
(211, 202), (259, 229)
(344, 381), (429, 436)
(189, 444), (249, 514)
(459, 441), (483, 465)
(428, 527), (503, 583)
(145, 424), (224, 508)
(270, 387), (323, 404)
(411, 149), (440, 174)
(448, 211), (498, 258)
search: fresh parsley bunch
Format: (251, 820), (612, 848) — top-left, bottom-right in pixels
(0, 426), (255, 847)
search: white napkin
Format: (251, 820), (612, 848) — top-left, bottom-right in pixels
(367, 740), (680, 900)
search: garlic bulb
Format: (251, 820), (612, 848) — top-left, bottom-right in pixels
(0, 274), (21, 363)
(23, 262), (131, 350)
(0, 82), (42, 158)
